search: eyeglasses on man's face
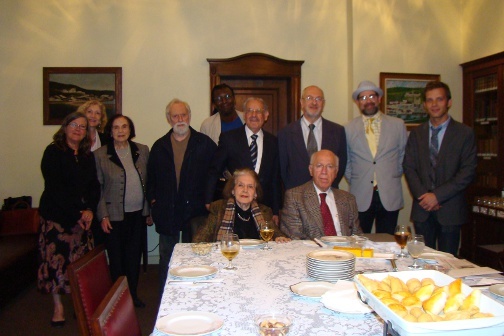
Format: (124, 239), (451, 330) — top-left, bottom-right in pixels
(358, 94), (378, 102)
(214, 93), (233, 103)
(68, 122), (87, 130)
(245, 108), (265, 115)
(303, 96), (325, 103)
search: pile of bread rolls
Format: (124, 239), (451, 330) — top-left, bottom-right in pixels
(357, 274), (494, 322)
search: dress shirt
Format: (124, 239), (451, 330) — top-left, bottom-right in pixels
(301, 116), (322, 152)
(429, 116), (450, 149)
(245, 126), (264, 174)
(313, 183), (342, 235)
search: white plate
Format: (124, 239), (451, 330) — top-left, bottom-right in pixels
(156, 311), (223, 336)
(169, 265), (218, 279)
(489, 284), (504, 298)
(418, 251), (453, 260)
(307, 250), (355, 262)
(290, 281), (335, 298)
(239, 239), (264, 248)
(320, 236), (350, 245)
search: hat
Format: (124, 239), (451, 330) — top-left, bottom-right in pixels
(352, 81), (384, 101)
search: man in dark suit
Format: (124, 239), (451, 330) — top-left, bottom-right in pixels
(281, 150), (362, 239)
(403, 81), (477, 256)
(278, 85), (347, 190)
(147, 98), (216, 295)
(205, 97), (281, 224)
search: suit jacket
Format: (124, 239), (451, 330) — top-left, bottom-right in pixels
(344, 112), (407, 211)
(403, 118), (477, 226)
(205, 125), (281, 214)
(281, 181), (362, 239)
(193, 199), (285, 242)
(278, 117), (347, 190)
(94, 141), (150, 221)
(147, 127), (217, 235)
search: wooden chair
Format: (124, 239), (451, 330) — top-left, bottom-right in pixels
(68, 244), (113, 336)
(91, 276), (142, 336)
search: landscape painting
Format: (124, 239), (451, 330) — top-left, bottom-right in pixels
(43, 67), (122, 125)
(379, 72), (440, 128)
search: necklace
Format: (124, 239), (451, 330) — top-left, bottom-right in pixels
(237, 212), (251, 221)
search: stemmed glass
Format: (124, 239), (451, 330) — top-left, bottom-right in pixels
(260, 221), (274, 250)
(407, 234), (425, 269)
(221, 233), (240, 270)
(394, 223), (412, 258)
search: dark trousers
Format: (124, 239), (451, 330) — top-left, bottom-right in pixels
(106, 210), (143, 299)
(414, 212), (461, 257)
(358, 190), (399, 235)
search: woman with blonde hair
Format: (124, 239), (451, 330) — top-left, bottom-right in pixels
(77, 100), (108, 151)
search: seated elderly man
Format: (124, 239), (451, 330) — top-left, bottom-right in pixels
(281, 149), (362, 239)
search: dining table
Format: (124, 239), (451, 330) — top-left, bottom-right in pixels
(153, 235), (504, 336)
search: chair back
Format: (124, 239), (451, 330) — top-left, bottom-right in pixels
(91, 276), (142, 336)
(68, 245), (113, 336)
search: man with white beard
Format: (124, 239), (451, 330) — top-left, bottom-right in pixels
(147, 98), (216, 296)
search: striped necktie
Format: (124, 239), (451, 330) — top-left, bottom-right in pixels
(250, 134), (258, 169)
(429, 126), (442, 188)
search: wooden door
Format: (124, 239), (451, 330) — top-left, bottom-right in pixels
(207, 53), (304, 136)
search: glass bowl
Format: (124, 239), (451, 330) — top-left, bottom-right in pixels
(191, 242), (213, 256)
(256, 314), (291, 336)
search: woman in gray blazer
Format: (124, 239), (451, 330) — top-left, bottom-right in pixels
(94, 114), (150, 308)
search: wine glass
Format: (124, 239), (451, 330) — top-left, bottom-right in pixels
(221, 233), (240, 270)
(260, 221), (274, 250)
(394, 223), (412, 258)
(407, 234), (425, 269)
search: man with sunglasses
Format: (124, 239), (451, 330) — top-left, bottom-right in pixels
(278, 85), (347, 191)
(344, 81), (407, 235)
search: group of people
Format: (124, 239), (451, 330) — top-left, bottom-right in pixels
(36, 79), (477, 327)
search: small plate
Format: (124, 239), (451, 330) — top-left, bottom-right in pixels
(156, 311), (223, 335)
(489, 284), (504, 298)
(320, 236), (349, 246)
(418, 251), (453, 260)
(169, 265), (218, 279)
(290, 281), (335, 298)
(239, 239), (264, 248)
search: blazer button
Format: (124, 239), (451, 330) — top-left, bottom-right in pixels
(373, 161), (376, 164)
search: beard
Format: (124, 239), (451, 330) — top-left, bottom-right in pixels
(361, 103), (379, 116)
(173, 122), (189, 136)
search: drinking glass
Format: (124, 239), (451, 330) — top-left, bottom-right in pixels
(394, 223), (412, 258)
(407, 234), (425, 269)
(260, 221), (274, 250)
(221, 233), (240, 270)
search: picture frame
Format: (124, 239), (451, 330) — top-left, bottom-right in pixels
(379, 72), (440, 129)
(43, 67), (122, 125)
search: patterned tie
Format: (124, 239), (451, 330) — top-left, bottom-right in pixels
(250, 134), (258, 169)
(365, 117), (377, 158)
(429, 126), (442, 188)
(320, 193), (337, 236)
(307, 124), (318, 157)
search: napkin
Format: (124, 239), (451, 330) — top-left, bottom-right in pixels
(320, 280), (372, 314)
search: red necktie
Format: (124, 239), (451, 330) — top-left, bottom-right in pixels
(320, 193), (337, 236)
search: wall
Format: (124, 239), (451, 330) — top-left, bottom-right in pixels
(1, 0), (502, 261)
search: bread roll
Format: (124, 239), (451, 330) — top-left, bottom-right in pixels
(421, 278), (435, 286)
(403, 314), (417, 322)
(414, 284), (435, 301)
(444, 310), (471, 321)
(422, 291), (447, 315)
(390, 276), (406, 293)
(417, 313), (434, 322)
(460, 289), (481, 311)
(392, 291), (411, 301)
(444, 293), (464, 313)
(406, 278), (421, 293)
(372, 289), (391, 299)
(402, 295), (422, 308)
(448, 278), (462, 297)
(388, 303), (408, 317)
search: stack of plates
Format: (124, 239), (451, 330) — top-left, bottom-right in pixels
(306, 250), (355, 281)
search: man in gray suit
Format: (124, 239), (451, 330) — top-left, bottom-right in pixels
(281, 150), (362, 239)
(345, 81), (407, 234)
(403, 81), (477, 256)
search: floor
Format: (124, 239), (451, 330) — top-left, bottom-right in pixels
(0, 265), (160, 336)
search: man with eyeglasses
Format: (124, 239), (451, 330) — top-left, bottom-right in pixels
(200, 83), (245, 144)
(281, 150), (362, 239)
(205, 97), (281, 224)
(278, 85), (347, 191)
(344, 80), (407, 235)
(403, 81), (476, 256)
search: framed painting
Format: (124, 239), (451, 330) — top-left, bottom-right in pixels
(379, 72), (440, 129)
(43, 67), (122, 125)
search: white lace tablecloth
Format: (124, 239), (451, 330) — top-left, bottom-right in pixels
(153, 240), (397, 336)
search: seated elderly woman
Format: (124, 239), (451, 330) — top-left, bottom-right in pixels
(194, 168), (290, 243)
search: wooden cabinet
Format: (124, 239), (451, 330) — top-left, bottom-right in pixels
(460, 51), (504, 262)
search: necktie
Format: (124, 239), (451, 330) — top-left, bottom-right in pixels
(320, 193), (337, 236)
(250, 134), (258, 169)
(307, 124), (318, 157)
(429, 126), (442, 188)
(365, 117), (377, 157)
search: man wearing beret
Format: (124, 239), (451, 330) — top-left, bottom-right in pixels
(344, 81), (407, 234)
